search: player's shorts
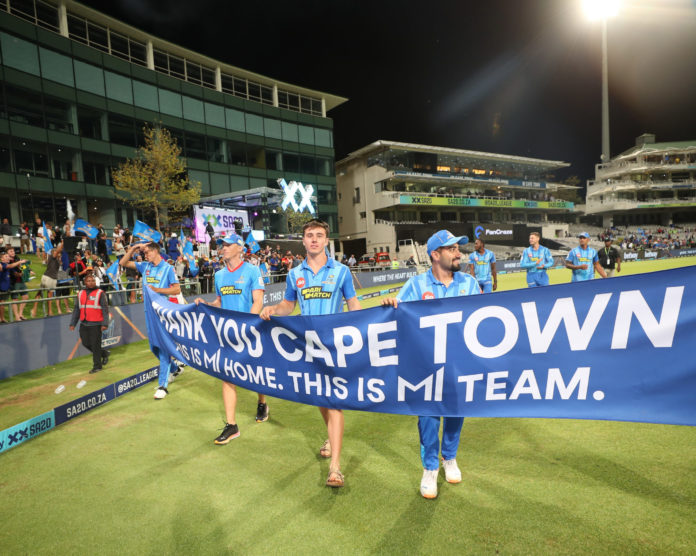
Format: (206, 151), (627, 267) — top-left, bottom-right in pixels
(527, 272), (549, 288)
(477, 279), (493, 293)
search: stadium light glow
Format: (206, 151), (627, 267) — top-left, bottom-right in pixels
(583, 0), (620, 21)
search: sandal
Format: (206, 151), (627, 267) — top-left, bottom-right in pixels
(319, 439), (331, 458)
(326, 468), (344, 488)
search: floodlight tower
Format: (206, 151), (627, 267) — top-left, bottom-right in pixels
(584, 0), (620, 162)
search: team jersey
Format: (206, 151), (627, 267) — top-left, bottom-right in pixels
(468, 249), (496, 281)
(397, 268), (481, 302)
(214, 261), (264, 312)
(284, 257), (356, 315)
(136, 259), (178, 290)
(520, 245), (554, 274)
(566, 246), (599, 281)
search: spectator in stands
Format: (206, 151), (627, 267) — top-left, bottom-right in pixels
(1, 249), (28, 322)
(63, 219), (72, 238)
(167, 233), (180, 260)
(69, 252), (88, 286)
(69, 272), (109, 374)
(348, 254), (356, 267)
(19, 221), (31, 254)
(31, 242), (63, 317)
(96, 233), (109, 264)
(406, 255), (417, 266)
(268, 251), (280, 281)
(6, 246), (30, 321)
(599, 238), (622, 277)
(282, 250), (293, 272)
(77, 236), (89, 253)
(0, 217), (12, 248)
(565, 232), (607, 281)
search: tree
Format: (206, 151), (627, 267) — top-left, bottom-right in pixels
(284, 207), (313, 235)
(112, 125), (201, 231)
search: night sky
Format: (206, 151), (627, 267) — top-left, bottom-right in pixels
(79, 0), (696, 183)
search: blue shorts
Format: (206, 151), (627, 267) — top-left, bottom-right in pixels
(527, 272), (549, 287)
(477, 280), (492, 293)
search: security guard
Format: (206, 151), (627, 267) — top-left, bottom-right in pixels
(69, 272), (109, 373)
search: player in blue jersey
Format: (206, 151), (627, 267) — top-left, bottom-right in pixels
(520, 232), (554, 287)
(381, 230), (481, 499)
(120, 241), (181, 400)
(565, 232), (607, 281)
(194, 233), (267, 445)
(467, 238), (497, 293)
(260, 220), (361, 488)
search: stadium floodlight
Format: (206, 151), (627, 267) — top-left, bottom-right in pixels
(583, 0), (620, 21)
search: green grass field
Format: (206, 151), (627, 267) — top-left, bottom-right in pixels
(1, 257), (695, 554)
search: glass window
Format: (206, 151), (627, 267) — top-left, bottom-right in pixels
(233, 77), (247, 98)
(248, 82), (261, 102)
(311, 99), (322, 116)
(184, 132), (206, 159)
(264, 118), (282, 140)
(315, 128), (332, 148)
(108, 114), (136, 147)
(225, 108), (245, 132)
(206, 137), (225, 163)
(158, 88), (183, 118)
(300, 155), (315, 175)
(260, 85), (273, 106)
(110, 32), (129, 61)
(39, 47), (75, 87)
(77, 106), (102, 139)
(281, 121), (299, 143)
(265, 150), (281, 171)
(36, 1), (60, 32)
(87, 22), (109, 53)
(44, 96), (74, 134)
(129, 40), (147, 66)
(185, 60), (201, 85)
(168, 55), (185, 80)
(204, 102), (224, 127)
(298, 125), (314, 145)
(182, 96), (204, 123)
(74, 60), (105, 96)
(133, 81), (159, 111)
(220, 74), (234, 95)
(245, 113), (263, 136)
(67, 14), (88, 45)
(201, 67), (216, 89)
(153, 49), (168, 74)
(247, 146), (265, 169)
(83, 153), (110, 185)
(105, 71), (134, 104)
(49, 145), (76, 180)
(9, 0), (35, 23)
(0, 31), (40, 75)
(227, 140), (246, 166)
(5, 85), (43, 127)
(300, 97), (312, 114)
(283, 153), (299, 173)
(316, 156), (333, 176)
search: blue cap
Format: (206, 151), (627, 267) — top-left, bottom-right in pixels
(218, 233), (245, 247)
(426, 230), (469, 257)
(578, 232), (590, 239)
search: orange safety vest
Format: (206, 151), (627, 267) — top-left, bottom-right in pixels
(78, 288), (104, 322)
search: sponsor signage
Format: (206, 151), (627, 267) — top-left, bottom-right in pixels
(54, 386), (115, 425)
(352, 268), (418, 288)
(392, 170), (548, 189)
(398, 195), (573, 210)
(194, 206), (249, 243)
(0, 411), (54, 454)
(473, 224), (514, 241)
(278, 178), (316, 215)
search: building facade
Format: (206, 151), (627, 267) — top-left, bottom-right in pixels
(0, 0), (344, 234)
(586, 134), (696, 227)
(337, 141), (575, 258)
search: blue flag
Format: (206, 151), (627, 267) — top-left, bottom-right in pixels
(42, 221), (54, 253)
(133, 220), (162, 243)
(246, 235), (261, 254)
(106, 260), (122, 290)
(180, 228), (199, 277)
(143, 266), (696, 426)
(73, 218), (98, 240)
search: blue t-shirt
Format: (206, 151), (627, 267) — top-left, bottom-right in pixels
(167, 237), (179, 254)
(136, 259), (179, 290)
(0, 262), (10, 291)
(284, 257), (356, 315)
(468, 249), (496, 282)
(214, 261), (264, 312)
(566, 246), (599, 281)
(397, 268), (481, 302)
(520, 245), (554, 274)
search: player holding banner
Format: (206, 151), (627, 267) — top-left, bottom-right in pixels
(260, 219), (361, 489)
(194, 233), (268, 445)
(120, 241), (181, 399)
(382, 230), (480, 499)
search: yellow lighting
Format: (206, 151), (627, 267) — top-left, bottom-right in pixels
(583, 0), (620, 21)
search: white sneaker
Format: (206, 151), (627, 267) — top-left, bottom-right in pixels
(420, 468), (439, 499)
(442, 458), (462, 483)
(154, 387), (168, 400)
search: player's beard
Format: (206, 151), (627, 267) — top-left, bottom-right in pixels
(447, 258), (462, 272)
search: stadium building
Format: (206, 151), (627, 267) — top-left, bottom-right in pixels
(586, 134), (696, 227)
(0, 0), (344, 234)
(336, 140), (576, 259)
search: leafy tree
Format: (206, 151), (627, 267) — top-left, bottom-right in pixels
(284, 207), (313, 234)
(112, 125), (201, 231)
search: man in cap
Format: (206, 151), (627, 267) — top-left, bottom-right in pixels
(598, 237), (622, 277)
(194, 233), (269, 444)
(381, 230), (481, 499)
(565, 232), (607, 281)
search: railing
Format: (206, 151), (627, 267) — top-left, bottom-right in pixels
(0, 279), (201, 324)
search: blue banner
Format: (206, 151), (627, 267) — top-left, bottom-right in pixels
(106, 260), (122, 290)
(73, 218), (98, 240)
(246, 235), (261, 254)
(142, 267), (696, 426)
(0, 411), (54, 454)
(42, 221), (53, 253)
(133, 220), (162, 243)
(180, 228), (199, 277)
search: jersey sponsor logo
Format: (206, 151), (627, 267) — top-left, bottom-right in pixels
(296, 277), (306, 288)
(145, 276), (160, 283)
(422, 291), (435, 300)
(219, 286), (243, 295)
(301, 286), (332, 300)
